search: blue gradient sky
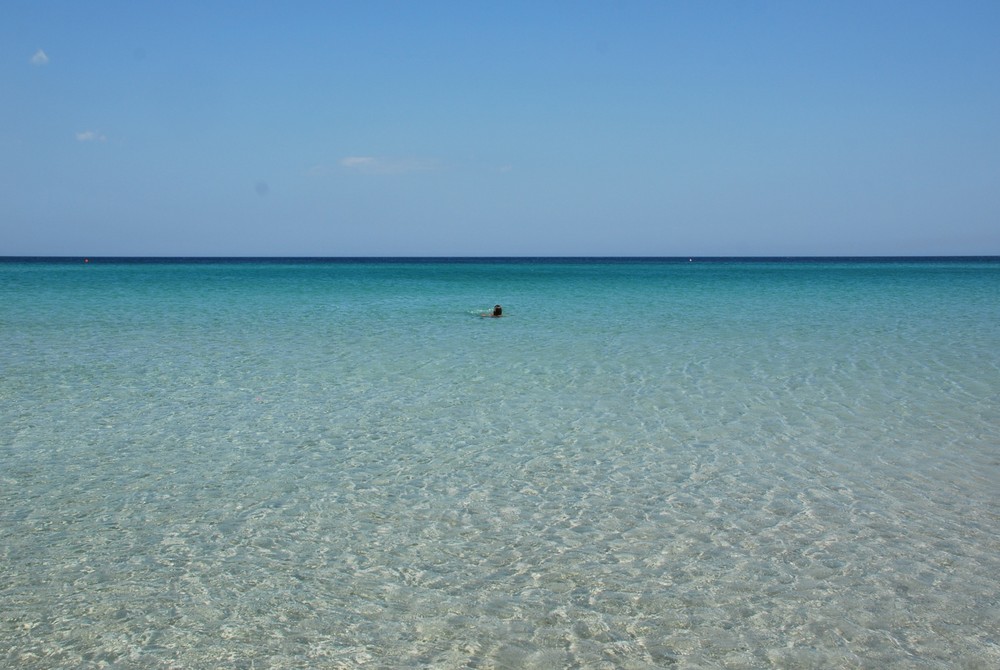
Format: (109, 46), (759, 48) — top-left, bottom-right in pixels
(3, 1), (999, 256)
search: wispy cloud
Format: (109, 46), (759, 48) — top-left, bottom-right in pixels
(31, 49), (49, 66)
(305, 163), (334, 177)
(339, 156), (437, 175)
(76, 130), (107, 142)
(340, 156), (377, 169)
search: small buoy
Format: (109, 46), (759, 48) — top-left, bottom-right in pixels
(84, 258), (90, 263)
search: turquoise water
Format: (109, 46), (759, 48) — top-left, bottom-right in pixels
(2, 258), (998, 668)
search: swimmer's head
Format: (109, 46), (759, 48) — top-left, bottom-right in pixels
(493, 305), (502, 317)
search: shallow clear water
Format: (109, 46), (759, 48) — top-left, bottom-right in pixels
(2, 258), (999, 668)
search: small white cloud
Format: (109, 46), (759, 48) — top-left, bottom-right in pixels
(340, 156), (377, 169)
(76, 130), (107, 142)
(31, 49), (49, 66)
(339, 155), (436, 175)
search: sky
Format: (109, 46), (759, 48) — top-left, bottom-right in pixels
(2, 1), (999, 257)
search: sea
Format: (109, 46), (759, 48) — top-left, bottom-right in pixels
(1, 257), (998, 669)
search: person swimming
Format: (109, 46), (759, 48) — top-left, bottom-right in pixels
(481, 304), (503, 317)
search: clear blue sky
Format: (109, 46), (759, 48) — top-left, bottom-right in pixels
(3, 1), (999, 256)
